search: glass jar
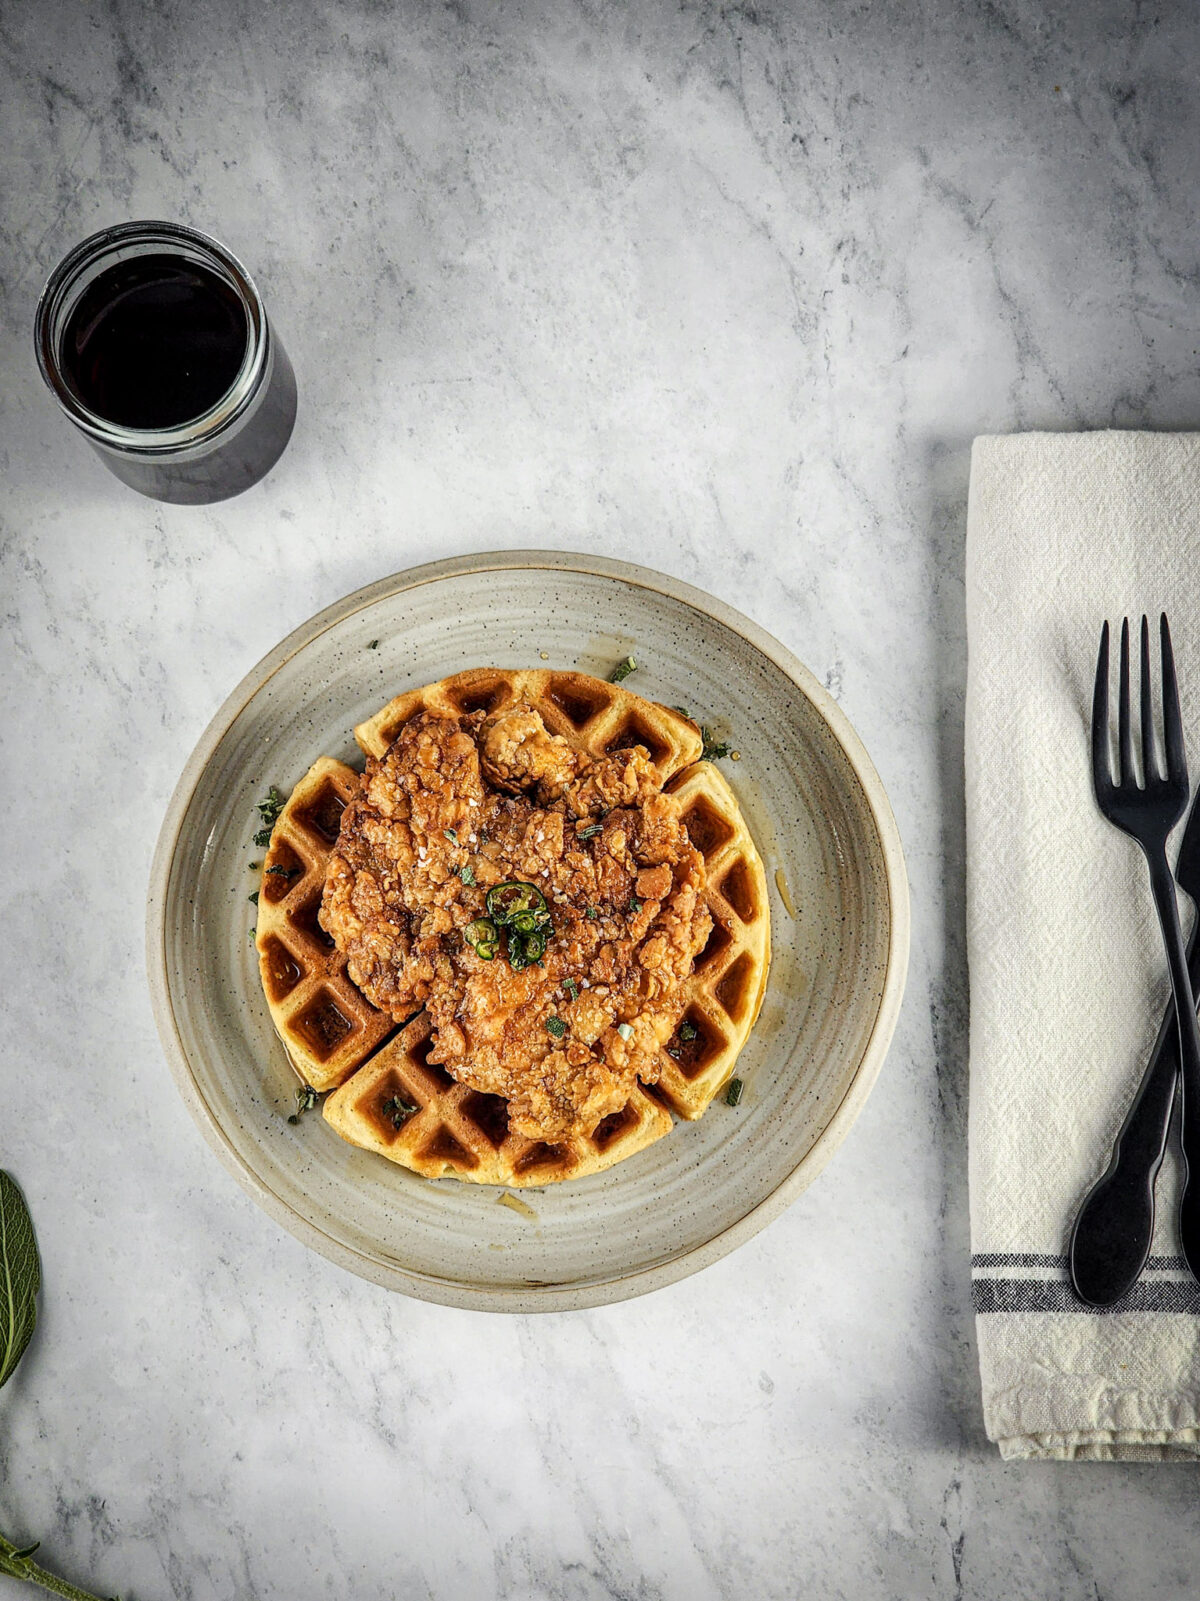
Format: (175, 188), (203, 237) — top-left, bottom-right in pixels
(34, 220), (297, 505)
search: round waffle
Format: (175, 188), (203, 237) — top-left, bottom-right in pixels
(256, 667), (771, 1185)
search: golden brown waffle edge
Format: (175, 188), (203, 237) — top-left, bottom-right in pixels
(354, 666), (703, 779)
(654, 760), (772, 1119)
(255, 757), (396, 1093)
(323, 1011), (674, 1185)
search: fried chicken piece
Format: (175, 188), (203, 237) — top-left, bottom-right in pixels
(479, 706), (580, 795)
(321, 705), (711, 1141)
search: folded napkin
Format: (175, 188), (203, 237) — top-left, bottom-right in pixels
(966, 430), (1200, 1461)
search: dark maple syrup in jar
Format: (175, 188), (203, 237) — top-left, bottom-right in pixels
(61, 253), (248, 429)
(37, 221), (296, 503)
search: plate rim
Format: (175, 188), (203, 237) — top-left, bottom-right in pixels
(146, 549), (910, 1311)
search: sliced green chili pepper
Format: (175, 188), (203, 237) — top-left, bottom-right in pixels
(487, 880), (548, 924)
(464, 917), (499, 960)
(506, 925), (548, 969)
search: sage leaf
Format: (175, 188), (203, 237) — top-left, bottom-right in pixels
(0, 1171), (40, 1391)
(0, 1183), (121, 1601)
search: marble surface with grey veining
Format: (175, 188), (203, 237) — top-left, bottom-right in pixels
(2, 1), (1200, 1597)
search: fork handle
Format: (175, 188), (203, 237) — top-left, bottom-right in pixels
(1146, 850), (1200, 1283)
(1070, 931), (1192, 1306)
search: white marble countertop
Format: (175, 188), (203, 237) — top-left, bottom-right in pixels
(3, 2), (1200, 1596)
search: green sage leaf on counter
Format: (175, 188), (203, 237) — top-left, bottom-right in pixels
(0, 1177), (123, 1601)
(0, 1171), (40, 1392)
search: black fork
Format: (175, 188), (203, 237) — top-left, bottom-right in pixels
(1072, 614), (1200, 1301)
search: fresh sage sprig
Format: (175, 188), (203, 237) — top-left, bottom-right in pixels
(0, 1171), (121, 1601)
(0, 1534), (117, 1601)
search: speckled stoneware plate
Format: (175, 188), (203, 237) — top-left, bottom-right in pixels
(147, 551), (909, 1311)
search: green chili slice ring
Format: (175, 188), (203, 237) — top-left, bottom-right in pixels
(487, 881), (548, 925)
(506, 925), (548, 969)
(464, 917), (499, 960)
(509, 908), (548, 936)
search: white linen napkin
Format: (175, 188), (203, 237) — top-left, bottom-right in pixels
(966, 430), (1200, 1461)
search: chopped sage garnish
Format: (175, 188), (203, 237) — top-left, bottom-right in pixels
(679, 1021), (698, 1042)
(265, 865), (299, 878)
(701, 727), (732, 762)
(616, 1022), (633, 1041)
(564, 978), (580, 1002)
(248, 891), (259, 906)
(444, 828), (458, 843)
(725, 1077), (744, 1106)
(257, 786), (285, 826)
(585, 907), (600, 920)
(253, 828), (273, 849)
(381, 1093), (419, 1129)
(459, 863), (476, 886)
(672, 705), (693, 720)
(608, 655), (637, 684)
(545, 1016), (567, 1039)
(577, 822), (603, 840)
(367, 639), (380, 650)
(287, 1085), (319, 1124)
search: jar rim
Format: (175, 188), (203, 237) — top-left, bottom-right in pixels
(34, 220), (269, 455)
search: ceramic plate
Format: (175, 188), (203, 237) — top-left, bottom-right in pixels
(147, 552), (909, 1311)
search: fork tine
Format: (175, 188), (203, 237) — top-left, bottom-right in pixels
(1092, 619), (1111, 795)
(1161, 612), (1186, 786)
(1119, 618), (1133, 785)
(1141, 614), (1158, 783)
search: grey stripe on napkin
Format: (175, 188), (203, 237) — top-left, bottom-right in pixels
(966, 431), (1200, 1462)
